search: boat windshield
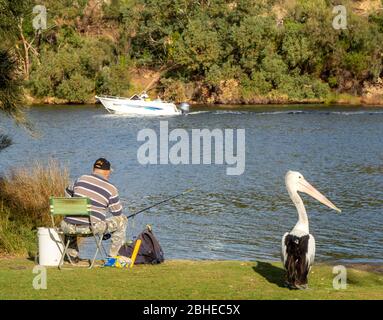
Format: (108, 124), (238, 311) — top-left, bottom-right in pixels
(130, 94), (141, 100)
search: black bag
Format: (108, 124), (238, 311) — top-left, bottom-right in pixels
(118, 226), (164, 264)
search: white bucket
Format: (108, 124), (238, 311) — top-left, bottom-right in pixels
(38, 227), (64, 266)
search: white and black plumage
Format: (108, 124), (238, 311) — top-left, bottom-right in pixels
(281, 171), (341, 289)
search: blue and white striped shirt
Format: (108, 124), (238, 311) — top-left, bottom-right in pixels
(64, 173), (123, 225)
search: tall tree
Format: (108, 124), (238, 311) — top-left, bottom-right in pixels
(0, 0), (32, 152)
(0, 50), (25, 121)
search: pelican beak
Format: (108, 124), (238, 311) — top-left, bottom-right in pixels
(298, 179), (341, 213)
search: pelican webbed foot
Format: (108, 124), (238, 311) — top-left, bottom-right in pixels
(284, 281), (309, 290)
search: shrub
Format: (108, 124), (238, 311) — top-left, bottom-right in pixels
(216, 79), (241, 104)
(173, 18), (222, 72)
(160, 78), (187, 103)
(0, 160), (69, 227)
(278, 74), (330, 100)
(0, 160), (69, 256)
(249, 72), (272, 95)
(19, 0), (383, 103)
(96, 60), (131, 96)
(56, 73), (95, 103)
(260, 53), (288, 88)
(0, 206), (36, 256)
(28, 37), (115, 103)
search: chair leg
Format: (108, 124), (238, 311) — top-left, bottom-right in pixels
(100, 240), (108, 257)
(50, 228), (65, 257)
(58, 239), (71, 270)
(89, 234), (103, 269)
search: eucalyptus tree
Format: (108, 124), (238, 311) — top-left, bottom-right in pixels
(0, 0), (33, 152)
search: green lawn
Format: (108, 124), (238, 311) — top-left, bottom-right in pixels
(0, 258), (382, 300)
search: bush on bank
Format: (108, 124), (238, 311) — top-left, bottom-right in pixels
(2, 0), (379, 104)
(0, 160), (69, 256)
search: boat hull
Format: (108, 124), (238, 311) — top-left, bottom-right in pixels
(96, 96), (181, 116)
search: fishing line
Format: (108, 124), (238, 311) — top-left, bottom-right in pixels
(126, 187), (195, 219)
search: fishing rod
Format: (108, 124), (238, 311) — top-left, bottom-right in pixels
(102, 187), (198, 240)
(126, 188), (194, 219)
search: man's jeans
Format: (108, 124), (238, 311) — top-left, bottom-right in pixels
(60, 215), (128, 257)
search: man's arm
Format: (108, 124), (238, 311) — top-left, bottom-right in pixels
(109, 190), (123, 216)
(65, 180), (76, 197)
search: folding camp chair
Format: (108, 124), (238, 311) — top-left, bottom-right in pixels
(49, 197), (107, 269)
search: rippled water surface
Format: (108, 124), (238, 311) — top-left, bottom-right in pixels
(1, 104), (382, 262)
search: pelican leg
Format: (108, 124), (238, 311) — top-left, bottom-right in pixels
(295, 283), (309, 290)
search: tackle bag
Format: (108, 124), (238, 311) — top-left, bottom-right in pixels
(118, 226), (164, 264)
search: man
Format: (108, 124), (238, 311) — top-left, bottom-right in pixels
(61, 158), (128, 262)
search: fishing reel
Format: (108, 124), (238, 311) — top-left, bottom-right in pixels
(102, 233), (111, 241)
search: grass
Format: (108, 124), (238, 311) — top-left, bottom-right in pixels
(0, 159), (69, 226)
(0, 160), (69, 256)
(0, 258), (382, 300)
(0, 206), (37, 256)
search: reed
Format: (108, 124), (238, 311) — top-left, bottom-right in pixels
(0, 160), (69, 255)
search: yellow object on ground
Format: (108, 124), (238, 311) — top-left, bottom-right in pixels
(115, 256), (132, 268)
(130, 239), (142, 268)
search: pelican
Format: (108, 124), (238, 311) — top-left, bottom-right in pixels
(281, 171), (341, 289)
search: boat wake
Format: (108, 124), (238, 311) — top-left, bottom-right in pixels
(94, 110), (383, 118)
(210, 110), (383, 116)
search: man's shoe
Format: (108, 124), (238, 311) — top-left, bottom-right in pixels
(64, 256), (88, 265)
(64, 255), (78, 263)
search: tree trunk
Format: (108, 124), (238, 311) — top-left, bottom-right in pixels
(18, 20), (30, 80)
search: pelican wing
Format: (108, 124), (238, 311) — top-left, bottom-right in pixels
(306, 234), (316, 269)
(281, 232), (289, 267)
(282, 233), (313, 286)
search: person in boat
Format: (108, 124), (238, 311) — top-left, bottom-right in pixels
(140, 92), (151, 101)
(61, 158), (128, 263)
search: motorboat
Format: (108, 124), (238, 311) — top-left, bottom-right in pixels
(95, 92), (189, 116)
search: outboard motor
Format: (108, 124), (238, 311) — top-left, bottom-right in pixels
(179, 102), (190, 115)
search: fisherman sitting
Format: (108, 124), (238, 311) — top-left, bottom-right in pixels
(61, 158), (128, 263)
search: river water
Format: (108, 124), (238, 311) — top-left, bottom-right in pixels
(1, 104), (382, 263)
